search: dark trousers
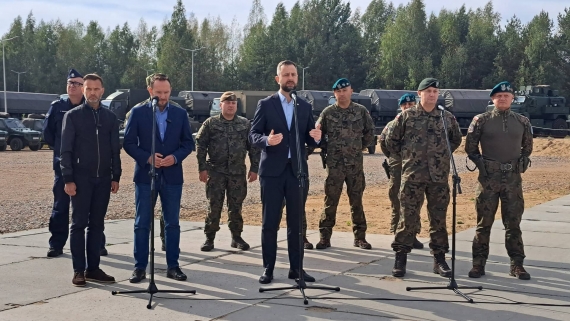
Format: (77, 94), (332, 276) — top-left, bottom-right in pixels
(69, 174), (112, 272)
(49, 172), (70, 250)
(49, 171), (108, 250)
(260, 163), (306, 271)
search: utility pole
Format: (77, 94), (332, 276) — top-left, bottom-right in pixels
(181, 47), (205, 91)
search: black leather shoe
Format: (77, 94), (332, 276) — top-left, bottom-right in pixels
(161, 242), (166, 251)
(166, 267), (187, 281)
(100, 248), (108, 256)
(288, 269), (315, 282)
(47, 248), (63, 258)
(129, 269), (146, 283)
(259, 269), (273, 284)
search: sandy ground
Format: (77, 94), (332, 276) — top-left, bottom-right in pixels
(1, 137), (569, 238)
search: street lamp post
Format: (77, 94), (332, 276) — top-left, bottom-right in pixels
(11, 70), (27, 92)
(181, 47), (205, 91)
(1, 36), (18, 113)
(302, 66), (309, 90)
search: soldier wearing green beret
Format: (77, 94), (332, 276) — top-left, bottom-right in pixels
(315, 78), (375, 250)
(465, 81), (533, 280)
(384, 78), (462, 277)
(379, 93), (424, 250)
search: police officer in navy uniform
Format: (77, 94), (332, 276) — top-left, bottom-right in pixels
(43, 69), (109, 258)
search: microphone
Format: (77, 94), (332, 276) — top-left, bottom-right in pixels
(151, 96), (159, 108)
(290, 90), (297, 101)
(437, 105), (445, 111)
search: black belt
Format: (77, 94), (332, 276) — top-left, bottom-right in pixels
(287, 158), (292, 164)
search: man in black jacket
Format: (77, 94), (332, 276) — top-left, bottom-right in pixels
(60, 73), (122, 287)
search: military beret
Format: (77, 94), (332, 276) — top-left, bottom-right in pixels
(332, 78), (351, 90)
(490, 81), (514, 97)
(398, 93), (416, 106)
(417, 78), (439, 91)
(67, 68), (82, 79)
(220, 91), (237, 102)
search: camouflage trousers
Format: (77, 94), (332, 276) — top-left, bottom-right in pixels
(388, 165), (422, 234)
(392, 181), (449, 254)
(319, 165), (367, 239)
(204, 170), (247, 238)
(472, 171), (525, 266)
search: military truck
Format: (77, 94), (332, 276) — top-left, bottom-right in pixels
(0, 112), (42, 151)
(21, 113), (47, 149)
(101, 89), (186, 128)
(439, 89), (492, 134)
(178, 91), (223, 132)
(0, 130), (7, 151)
(0, 91), (59, 119)
(487, 85), (570, 138)
(209, 91), (273, 121)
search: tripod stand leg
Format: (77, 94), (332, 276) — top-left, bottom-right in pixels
(147, 294), (153, 309)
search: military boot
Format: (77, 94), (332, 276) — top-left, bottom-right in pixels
(303, 237), (314, 250)
(510, 264), (531, 280)
(412, 237), (424, 249)
(468, 265), (485, 278)
(200, 234), (215, 252)
(392, 252), (407, 277)
(315, 238), (331, 250)
(433, 253), (452, 277)
(231, 235), (250, 250)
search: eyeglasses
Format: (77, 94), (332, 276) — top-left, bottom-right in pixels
(67, 81), (83, 87)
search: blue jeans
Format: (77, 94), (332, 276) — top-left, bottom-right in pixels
(134, 181), (182, 270)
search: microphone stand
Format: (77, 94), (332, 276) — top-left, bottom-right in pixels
(259, 91), (340, 305)
(406, 106), (482, 303)
(112, 97), (196, 309)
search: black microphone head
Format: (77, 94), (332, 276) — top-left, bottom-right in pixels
(290, 90), (297, 98)
(151, 96), (159, 104)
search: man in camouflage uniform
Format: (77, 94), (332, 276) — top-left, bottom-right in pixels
(385, 78), (462, 278)
(315, 78), (375, 250)
(124, 73), (186, 252)
(465, 81), (533, 280)
(379, 93), (424, 250)
(196, 91), (261, 251)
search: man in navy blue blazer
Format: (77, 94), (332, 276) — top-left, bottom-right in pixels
(249, 60), (322, 284)
(123, 73), (194, 283)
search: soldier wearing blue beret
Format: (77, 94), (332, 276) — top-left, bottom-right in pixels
(465, 80), (533, 280)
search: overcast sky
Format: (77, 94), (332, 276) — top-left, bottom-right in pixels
(1, 0), (569, 34)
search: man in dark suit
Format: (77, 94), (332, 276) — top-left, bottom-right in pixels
(250, 60), (322, 284)
(123, 73), (194, 283)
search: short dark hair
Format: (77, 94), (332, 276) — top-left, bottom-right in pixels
(276, 60), (297, 75)
(149, 73), (171, 88)
(83, 73), (104, 86)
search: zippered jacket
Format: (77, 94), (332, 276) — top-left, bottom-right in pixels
(60, 103), (122, 183)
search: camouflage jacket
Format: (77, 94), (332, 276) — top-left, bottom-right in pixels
(379, 119), (401, 168)
(465, 108), (533, 163)
(196, 114), (260, 175)
(384, 103), (462, 183)
(317, 102), (375, 168)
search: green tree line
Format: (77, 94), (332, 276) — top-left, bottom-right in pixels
(1, 0), (570, 98)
